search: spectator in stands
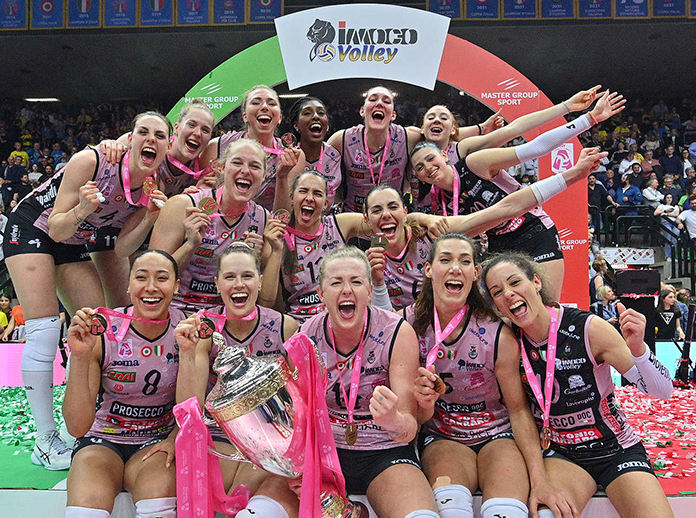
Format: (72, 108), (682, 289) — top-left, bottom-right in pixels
(681, 148), (695, 176)
(640, 149), (661, 178)
(628, 162), (645, 189)
(664, 128), (680, 150)
(619, 150), (639, 176)
(592, 285), (619, 328)
(590, 258), (612, 303)
(642, 178), (664, 208)
(13, 173), (33, 203)
(49, 142), (62, 162)
(660, 145), (682, 178)
(610, 141), (628, 168)
(682, 167), (696, 193)
(689, 139), (696, 163)
(656, 289), (685, 341)
(614, 173), (642, 214)
(640, 133), (661, 154)
(0, 295), (10, 330)
(1, 303), (25, 342)
(678, 183), (696, 210)
(660, 174), (682, 202)
(2, 155), (25, 208)
(676, 195), (696, 239)
(655, 193), (680, 259)
(588, 172), (618, 230)
(9, 141), (29, 167)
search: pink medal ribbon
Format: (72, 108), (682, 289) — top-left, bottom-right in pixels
(173, 397), (251, 518)
(519, 306), (560, 450)
(196, 306), (259, 333)
(426, 304), (469, 369)
(363, 128), (391, 186)
(328, 309), (368, 439)
(249, 132), (283, 156)
(283, 332), (347, 518)
(284, 221), (324, 252)
(121, 151), (152, 207)
(94, 306), (169, 342)
(207, 187), (248, 219)
(167, 155), (211, 180)
(430, 166), (460, 216)
(386, 226), (412, 260)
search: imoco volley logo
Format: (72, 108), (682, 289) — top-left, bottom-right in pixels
(306, 18), (418, 64)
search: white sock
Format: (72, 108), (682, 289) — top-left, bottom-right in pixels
(433, 484), (474, 518)
(235, 495), (289, 518)
(404, 511), (441, 518)
(64, 507), (110, 518)
(480, 497), (529, 518)
(134, 497), (176, 518)
(22, 315), (62, 434)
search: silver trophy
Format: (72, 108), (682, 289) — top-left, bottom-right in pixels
(205, 343), (366, 518)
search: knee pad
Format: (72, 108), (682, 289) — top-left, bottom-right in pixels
(433, 484), (474, 518)
(481, 497), (528, 518)
(64, 507), (110, 518)
(22, 316), (61, 371)
(404, 511), (441, 518)
(235, 495), (289, 518)
(134, 497), (176, 518)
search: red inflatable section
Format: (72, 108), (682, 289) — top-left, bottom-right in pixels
(437, 34), (589, 309)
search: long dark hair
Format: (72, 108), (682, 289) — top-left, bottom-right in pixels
(363, 185), (427, 250)
(412, 233), (495, 337)
(288, 96), (327, 141)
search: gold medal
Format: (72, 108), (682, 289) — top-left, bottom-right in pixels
(431, 374), (447, 394)
(199, 317), (216, 339)
(198, 197), (218, 215)
(370, 235), (389, 250)
(540, 426), (552, 450)
(281, 132), (298, 148)
(90, 313), (108, 336)
(142, 176), (157, 197)
(273, 209), (291, 224)
(345, 423), (358, 446)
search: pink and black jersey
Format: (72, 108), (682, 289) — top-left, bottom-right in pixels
(341, 124), (408, 213)
(519, 306), (640, 460)
(302, 307), (407, 451)
(89, 307), (187, 444)
(218, 130), (282, 210)
(175, 188), (267, 311)
(457, 158), (554, 251)
(20, 147), (143, 245)
(383, 235), (431, 310)
(405, 306), (510, 446)
(282, 215), (346, 323)
(415, 143), (463, 215)
(305, 143), (342, 210)
(158, 157), (200, 198)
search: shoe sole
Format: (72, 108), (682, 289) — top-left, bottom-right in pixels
(31, 452), (70, 471)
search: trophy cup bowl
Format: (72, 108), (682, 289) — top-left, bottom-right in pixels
(205, 344), (366, 518)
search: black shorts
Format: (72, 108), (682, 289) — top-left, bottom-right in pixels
(73, 436), (163, 464)
(3, 214), (91, 266)
(85, 225), (120, 253)
(337, 446), (421, 494)
(542, 441), (655, 489)
(418, 430), (515, 455)
(488, 224), (563, 263)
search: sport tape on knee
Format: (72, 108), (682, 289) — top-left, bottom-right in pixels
(64, 507), (110, 518)
(235, 495), (289, 518)
(21, 316), (62, 371)
(134, 497), (176, 518)
(514, 115), (592, 164)
(433, 484), (474, 518)
(480, 497), (529, 518)
(403, 511), (441, 518)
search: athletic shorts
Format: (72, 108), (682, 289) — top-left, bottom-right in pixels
(418, 430), (515, 455)
(73, 436), (163, 464)
(488, 224), (563, 263)
(337, 445), (421, 494)
(3, 214), (91, 266)
(85, 225), (120, 253)
(542, 441), (655, 489)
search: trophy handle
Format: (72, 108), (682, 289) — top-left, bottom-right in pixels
(208, 444), (252, 464)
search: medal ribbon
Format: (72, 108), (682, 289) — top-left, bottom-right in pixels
(206, 187), (249, 219)
(121, 151), (152, 207)
(386, 226), (412, 260)
(430, 166), (460, 216)
(328, 309), (368, 430)
(167, 155), (211, 180)
(197, 306), (259, 333)
(246, 132), (283, 157)
(426, 304), (468, 369)
(94, 306), (169, 342)
(363, 128), (391, 186)
(173, 397), (251, 518)
(284, 221), (324, 252)
(519, 306), (560, 434)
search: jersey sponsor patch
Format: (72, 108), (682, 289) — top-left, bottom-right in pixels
(549, 426), (602, 445)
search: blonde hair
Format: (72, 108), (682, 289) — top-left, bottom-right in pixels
(177, 98), (214, 125)
(318, 246), (371, 287)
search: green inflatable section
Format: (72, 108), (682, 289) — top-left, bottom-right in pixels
(166, 36), (288, 124)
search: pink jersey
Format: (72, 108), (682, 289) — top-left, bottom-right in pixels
(305, 142), (342, 209)
(205, 304), (288, 439)
(158, 157), (199, 198)
(31, 147), (143, 244)
(405, 305), (511, 446)
(384, 235), (432, 310)
(282, 215), (346, 323)
(342, 124), (408, 212)
(89, 307), (187, 444)
(175, 189), (267, 311)
(219, 130), (282, 210)
(302, 307), (408, 451)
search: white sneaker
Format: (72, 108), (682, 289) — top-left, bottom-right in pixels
(31, 430), (72, 470)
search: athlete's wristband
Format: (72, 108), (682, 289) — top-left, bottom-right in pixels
(530, 173), (568, 205)
(623, 345), (673, 400)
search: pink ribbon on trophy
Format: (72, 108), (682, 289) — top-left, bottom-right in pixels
(283, 332), (346, 518)
(173, 397), (251, 518)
